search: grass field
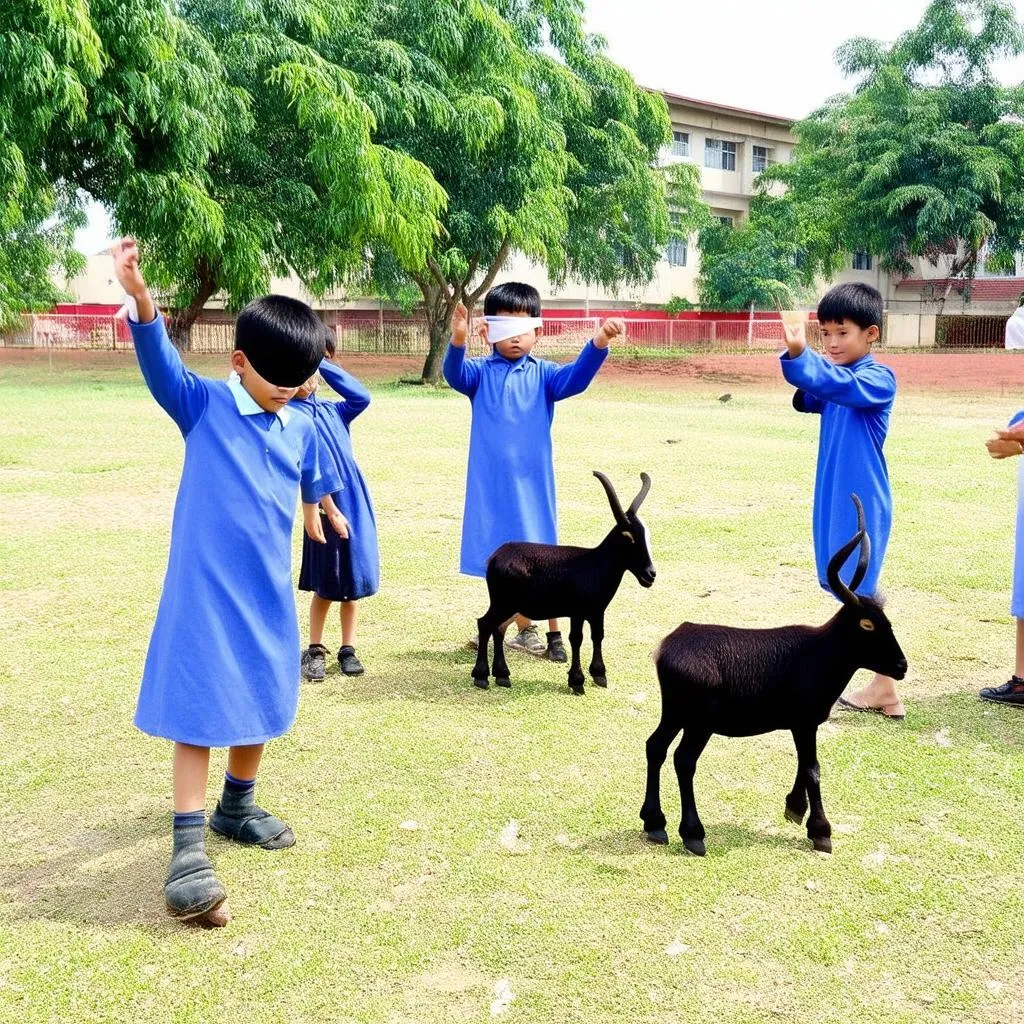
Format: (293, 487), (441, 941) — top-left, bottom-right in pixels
(1, 351), (1022, 1024)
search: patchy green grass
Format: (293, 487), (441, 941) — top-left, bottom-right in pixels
(0, 353), (1022, 1024)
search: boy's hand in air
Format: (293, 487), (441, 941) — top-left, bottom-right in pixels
(452, 302), (470, 348)
(110, 237), (155, 322)
(780, 311), (808, 357)
(594, 318), (624, 349)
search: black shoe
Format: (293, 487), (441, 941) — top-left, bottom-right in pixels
(546, 631), (567, 663)
(301, 644), (328, 681)
(979, 677), (1024, 707)
(338, 645), (365, 676)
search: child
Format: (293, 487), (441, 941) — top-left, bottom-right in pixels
(780, 283), (904, 720)
(443, 282), (622, 659)
(293, 333), (379, 680)
(980, 412), (1024, 707)
(112, 238), (339, 924)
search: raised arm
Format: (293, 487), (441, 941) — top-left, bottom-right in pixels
(545, 339), (609, 401)
(318, 358), (371, 423)
(780, 347), (895, 409)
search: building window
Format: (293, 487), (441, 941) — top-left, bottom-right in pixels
(717, 215), (735, 228)
(671, 131), (690, 157)
(666, 214), (687, 266)
(852, 251), (872, 271)
(752, 145), (771, 172)
(704, 138), (737, 171)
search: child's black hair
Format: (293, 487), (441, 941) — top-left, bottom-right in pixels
(322, 322), (337, 358)
(484, 281), (542, 318)
(817, 283), (883, 332)
(235, 295), (326, 388)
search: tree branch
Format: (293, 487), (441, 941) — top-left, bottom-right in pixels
(466, 237), (511, 307)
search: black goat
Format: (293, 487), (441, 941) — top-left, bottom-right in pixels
(472, 471), (656, 693)
(641, 495), (907, 855)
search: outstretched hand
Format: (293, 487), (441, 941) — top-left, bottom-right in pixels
(780, 310), (808, 357)
(109, 237), (155, 322)
(451, 302), (469, 348)
(987, 433), (1024, 459)
(594, 318), (625, 349)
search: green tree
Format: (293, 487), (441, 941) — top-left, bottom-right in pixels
(355, 0), (689, 382)
(696, 197), (804, 311)
(766, 0), (1024, 303)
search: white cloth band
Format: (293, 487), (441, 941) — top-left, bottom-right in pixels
(483, 315), (543, 344)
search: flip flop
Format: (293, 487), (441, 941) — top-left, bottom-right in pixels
(836, 696), (905, 721)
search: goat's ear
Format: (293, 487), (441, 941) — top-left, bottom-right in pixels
(620, 530), (636, 544)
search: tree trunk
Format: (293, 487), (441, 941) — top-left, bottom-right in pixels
(166, 258), (217, 351)
(421, 318), (451, 383)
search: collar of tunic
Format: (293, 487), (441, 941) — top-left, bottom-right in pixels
(227, 371), (292, 427)
(485, 350), (538, 369)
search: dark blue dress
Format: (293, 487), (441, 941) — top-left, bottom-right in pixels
(293, 359), (379, 601)
(130, 315), (336, 747)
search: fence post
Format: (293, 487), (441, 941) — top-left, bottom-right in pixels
(111, 317), (118, 350)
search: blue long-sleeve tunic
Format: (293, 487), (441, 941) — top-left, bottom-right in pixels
(131, 314), (335, 747)
(781, 347), (896, 598)
(290, 359), (379, 598)
(444, 340), (608, 577)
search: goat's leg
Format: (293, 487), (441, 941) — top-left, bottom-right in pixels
(472, 611), (495, 688)
(794, 726), (832, 853)
(674, 727), (712, 856)
(640, 717), (681, 844)
(784, 729), (809, 825)
(588, 611), (607, 687)
(491, 618), (513, 687)
(567, 617), (586, 694)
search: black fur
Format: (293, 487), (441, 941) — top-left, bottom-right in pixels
(471, 472), (656, 693)
(640, 495), (908, 855)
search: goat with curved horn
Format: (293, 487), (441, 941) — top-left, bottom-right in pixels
(593, 470), (627, 526)
(627, 472), (652, 517)
(826, 494), (869, 607)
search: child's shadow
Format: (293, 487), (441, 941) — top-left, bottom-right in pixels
(0, 810), (175, 930)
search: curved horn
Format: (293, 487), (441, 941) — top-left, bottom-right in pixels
(593, 471), (627, 526)
(626, 472), (652, 517)
(848, 494), (872, 594)
(827, 494), (866, 607)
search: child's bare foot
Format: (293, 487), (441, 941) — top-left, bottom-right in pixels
(836, 676), (905, 720)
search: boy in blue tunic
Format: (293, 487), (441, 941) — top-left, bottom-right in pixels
(444, 282), (622, 658)
(981, 412), (1024, 707)
(780, 283), (904, 720)
(112, 239), (338, 924)
(292, 331), (380, 681)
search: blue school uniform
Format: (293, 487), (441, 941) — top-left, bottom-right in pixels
(781, 348), (896, 597)
(443, 340), (608, 577)
(130, 314), (336, 747)
(292, 359), (379, 600)
(1009, 410), (1024, 617)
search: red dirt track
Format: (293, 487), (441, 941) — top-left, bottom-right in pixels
(1, 347), (1021, 393)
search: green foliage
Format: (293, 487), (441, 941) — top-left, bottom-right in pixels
(697, 197), (804, 311)
(663, 295), (695, 316)
(355, 0), (683, 379)
(767, 0), (1024, 290)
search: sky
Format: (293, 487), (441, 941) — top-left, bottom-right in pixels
(74, 0), (1024, 255)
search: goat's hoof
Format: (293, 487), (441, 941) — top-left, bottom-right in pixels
(472, 677), (489, 690)
(682, 838), (706, 857)
(568, 684), (585, 696)
(785, 806), (806, 825)
(591, 676), (608, 688)
(644, 829), (669, 845)
(495, 677), (511, 688)
(811, 836), (832, 854)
